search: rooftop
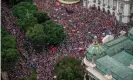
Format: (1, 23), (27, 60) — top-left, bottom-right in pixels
(96, 55), (133, 80)
(104, 36), (127, 48)
(112, 51), (133, 66)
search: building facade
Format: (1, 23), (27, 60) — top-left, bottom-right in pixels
(83, 0), (133, 23)
(83, 28), (133, 80)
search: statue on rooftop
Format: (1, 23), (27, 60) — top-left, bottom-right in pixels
(85, 36), (105, 62)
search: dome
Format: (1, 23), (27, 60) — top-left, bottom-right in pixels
(85, 37), (105, 61)
(58, 0), (80, 4)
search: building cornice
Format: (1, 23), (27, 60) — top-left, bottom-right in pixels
(118, 0), (133, 4)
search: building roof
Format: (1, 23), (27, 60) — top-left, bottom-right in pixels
(129, 28), (133, 35)
(96, 55), (133, 80)
(86, 39), (105, 61)
(103, 36), (127, 48)
(131, 59), (133, 65)
(86, 44), (104, 55)
(103, 36), (133, 56)
(112, 51), (133, 66)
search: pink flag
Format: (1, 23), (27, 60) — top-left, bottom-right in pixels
(56, 2), (60, 6)
(81, 22), (84, 24)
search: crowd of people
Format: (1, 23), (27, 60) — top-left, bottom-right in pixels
(2, 2), (30, 79)
(33, 0), (128, 79)
(2, 0), (129, 80)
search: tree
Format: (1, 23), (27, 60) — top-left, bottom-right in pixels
(12, 2), (37, 19)
(26, 21), (66, 51)
(26, 24), (46, 51)
(43, 20), (66, 47)
(8, 0), (32, 6)
(34, 12), (50, 24)
(12, 2), (38, 32)
(1, 28), (18, 71)
(17, 15), (37, 32)
(54, 56), (84, 80)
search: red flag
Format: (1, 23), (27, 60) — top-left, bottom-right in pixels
(49, 45), (56, 52)
(52, 47), (56, 52)
(56, 2), (60, 6)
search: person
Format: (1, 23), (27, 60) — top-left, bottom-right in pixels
(65, 8), (74, 14)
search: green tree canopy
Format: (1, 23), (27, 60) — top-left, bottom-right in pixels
(43, 20), (66, 46)
(54, 56), (84, 80)
(26, 21), (66, 51)
(17, 15), (37, 32)
(34, 12), (50, 24)
(12, 2), (38, 32)
(1, 28), (19, 71)
(26, 24), (46, 51)
(8, 0), (32, 6)
(13, 2), (37, 19)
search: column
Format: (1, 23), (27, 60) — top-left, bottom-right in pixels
(100, 0), (103, 5)
(122, 2), (131, 23)
(100, 0), (103, 10)
(110, 0), (114, 15)
(105, 0), (109, 12)
(112, 0), (114, 7)
(83, 0), (86, 7)
(116, 1), (120, 21)
(86, 0), (88, 7)
(116, 1), (119, 13)
(107, 0), (109, 6)
(95, 0), (99, 7)
(114, 0), (117, 10)
(87, 0), (90, 8)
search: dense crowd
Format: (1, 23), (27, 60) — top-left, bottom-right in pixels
(2, 2), (30, 79)
(33, 0), (128, 80)
(2, 0), (129, 80)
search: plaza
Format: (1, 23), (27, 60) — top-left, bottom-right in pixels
(1, 0), (133, 80)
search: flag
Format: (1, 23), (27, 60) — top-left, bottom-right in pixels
(56, 2), (60, 6)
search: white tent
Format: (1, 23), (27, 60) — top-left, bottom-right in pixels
(102, 35), (114, 44)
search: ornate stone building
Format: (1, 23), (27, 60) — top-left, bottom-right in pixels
(83, 29), (133, 80)
(83, 0), (133, 23)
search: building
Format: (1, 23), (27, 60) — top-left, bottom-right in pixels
(83, 28), (133, 80)
(83, 0), (133, 23)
